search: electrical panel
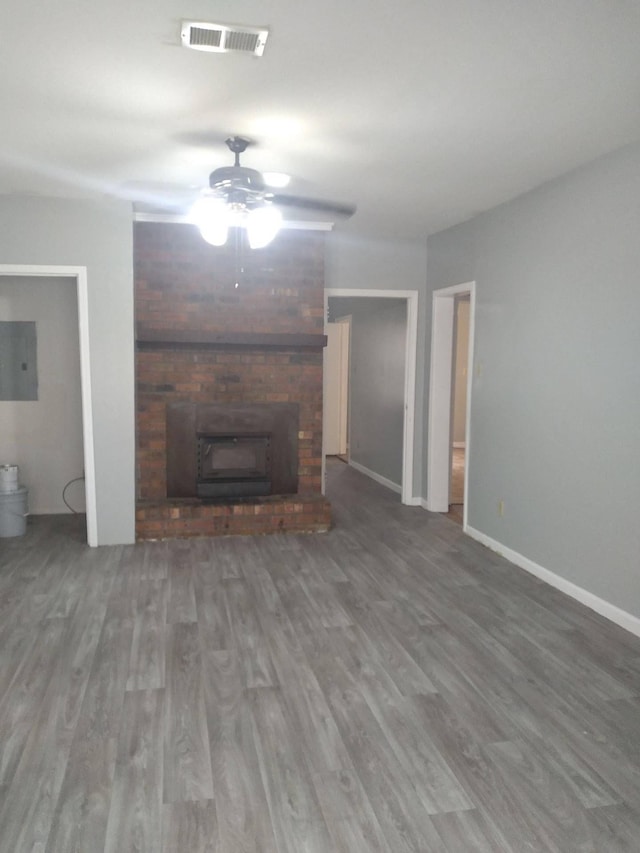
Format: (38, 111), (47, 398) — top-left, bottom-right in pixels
(0, 321), (38, 401)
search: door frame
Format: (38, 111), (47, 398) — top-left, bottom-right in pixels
(426, 281), (475, 530)
(0, 264), (98, 546)
(324, 288), (418, 505)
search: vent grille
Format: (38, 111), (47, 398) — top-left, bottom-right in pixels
(181, 22), (268, 56)
(188, 27), (223, 49)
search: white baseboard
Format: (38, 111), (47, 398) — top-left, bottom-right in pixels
(421, 497), (449, 512)
(465, 526), (640, 640)
(404, 496), (422, 507)
(452, 441), (466, 449)
(349, 460), (401, 495)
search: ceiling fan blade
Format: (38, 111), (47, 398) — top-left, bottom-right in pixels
(269, 193), (356, 218)
(123, 180), (201, 207)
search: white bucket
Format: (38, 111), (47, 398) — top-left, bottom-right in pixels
(0, 465), (19, 493)
(0, 487), (28, 537)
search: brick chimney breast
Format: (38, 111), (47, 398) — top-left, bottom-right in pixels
(134, 222), (330, 539)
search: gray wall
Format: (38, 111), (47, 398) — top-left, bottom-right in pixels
(0, 196), (135, 544)
(0, 277), (86, 514)
(326, 232), (428, 497)
(329, 297), (406, 486)
(426, 141), (640, 619)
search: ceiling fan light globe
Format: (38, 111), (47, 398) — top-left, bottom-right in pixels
(246, 205), (282, 249)
(191, 196), (229, 246)
(199, 220), (229, 246)
(262, 171), (290, 189)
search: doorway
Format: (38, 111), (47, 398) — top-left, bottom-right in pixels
(0, 265), (97, 545)
(323, 288), (418, 505)
(427, 281), (475, 530)
(448, 296), (470, 524)
(323, 315), (350, 459)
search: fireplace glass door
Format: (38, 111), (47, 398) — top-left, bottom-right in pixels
(197, 434), (271, 498)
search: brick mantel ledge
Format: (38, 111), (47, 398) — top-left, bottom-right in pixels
(136, 326), (328, 350)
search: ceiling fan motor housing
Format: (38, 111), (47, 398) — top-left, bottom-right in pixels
(209, 166), (265, 194)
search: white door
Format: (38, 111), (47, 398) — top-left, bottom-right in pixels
(323, 320), (349, 456)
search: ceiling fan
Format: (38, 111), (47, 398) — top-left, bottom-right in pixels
(190, 136), (356, 248)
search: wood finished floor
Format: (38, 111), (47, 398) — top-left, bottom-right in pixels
(1, 460), (640, 852)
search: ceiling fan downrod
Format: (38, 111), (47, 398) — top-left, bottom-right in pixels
(225, 136), (252, 167)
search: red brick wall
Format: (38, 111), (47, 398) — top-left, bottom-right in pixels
(136, 348), (323, 500)
(135, 222), (325, 335)
(134, 222), (327, 536)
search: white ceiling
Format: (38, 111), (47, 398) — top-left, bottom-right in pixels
(2, 0), (640, 240)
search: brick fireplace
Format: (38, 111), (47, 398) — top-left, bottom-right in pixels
(134, 221), (331, 539)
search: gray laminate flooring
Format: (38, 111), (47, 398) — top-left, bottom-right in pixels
(1, 459), (640, 852)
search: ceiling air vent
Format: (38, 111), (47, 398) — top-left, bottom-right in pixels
(181, 21), (269, 56)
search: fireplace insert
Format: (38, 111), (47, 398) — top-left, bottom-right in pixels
(197, 434), (271, 498)
(166, 401), (299, 499)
